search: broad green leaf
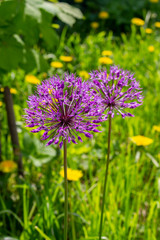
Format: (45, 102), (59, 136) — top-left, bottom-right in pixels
(57, 12), (75, 26)
(24, 0), (43, 23)
(56, 2), (83, 19)
(40, 2), (59, 15)
(0, 36), (23, 71)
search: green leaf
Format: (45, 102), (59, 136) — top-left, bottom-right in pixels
(0, 36), (23, 71)
(0, 0), (17, 23)
(24, 0), (43, 23)
(40, 2), (59, 15)
(57, 12), (75, 26)
(56, 2), (83, 19)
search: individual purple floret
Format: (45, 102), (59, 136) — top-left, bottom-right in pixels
(90, 66), (143, 119)
(24, 73), (102, 148)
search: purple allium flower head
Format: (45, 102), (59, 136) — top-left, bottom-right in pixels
(24, 73), (102, 148)
(90, 66), (143, 119)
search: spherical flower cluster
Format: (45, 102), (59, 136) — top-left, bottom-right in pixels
(24, 74), (101, 148)
(90, 66), (143, 119)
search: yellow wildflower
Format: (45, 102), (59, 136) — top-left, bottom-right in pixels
(102, 50), (113, 56)
(0, 101), (2, 107)
(0, 88), (17, 94)
(145, 28), (153, 34)
(60, 56), (73, 62)
(148, 46), (155, 52)
(60, 168), (83, 181)
(98, 11), (109, 19)
(79, 70), (90, 79)
(130, 135), (153, 146)
(0, 160), (17, 173)
(74, 0), (83, 2)
(25, 75), (40, 85)
(153, 125), (160, 132)
(131, 18), (145, 26)
(99, 57), (113, 65)
(155, 22), (160, 28)
(150, 0), (159, 3)
(50, 61), (63, 68)
(51, 24), (60, 29)
(91, 22), (99, 29)
(10, 88), (17, 94)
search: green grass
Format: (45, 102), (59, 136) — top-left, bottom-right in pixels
(0, 25), (160, 239)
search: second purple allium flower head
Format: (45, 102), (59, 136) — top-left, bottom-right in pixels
(90, 66), (143, 119)
(24, 74), (101, 148)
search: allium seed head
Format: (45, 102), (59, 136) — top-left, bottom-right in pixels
(90, 66), (143, 119)
(24, 73), (102, 148)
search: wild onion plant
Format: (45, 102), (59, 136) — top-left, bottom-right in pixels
(24, 73), (101, 240)
(90, 66), (143, 240)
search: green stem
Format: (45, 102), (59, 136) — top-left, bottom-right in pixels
(99, 115), (112, 240)
(64, 139), (68, 240)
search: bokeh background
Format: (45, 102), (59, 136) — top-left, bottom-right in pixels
(0, 0), (160, 239)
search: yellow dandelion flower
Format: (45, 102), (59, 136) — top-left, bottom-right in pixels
(102, 50), (113, 56)
(131, 18), (145, 26)
(99, 57), (113, 65)
(130, 135), (153, 146)
(0, 88), (17, 94)
(74, 0), (83, 2)
(150, 0), (159, 3)
(79, 70), (90, 79)
(60, 168), (83, 181)
(50, 61), (63, 68)
(10, 88), (17, 94)
(25, 75), (40, 85)
(91, 22), (99, 29)
(60, 56), (73, 62)
(148, 46), (155, 52)
(153, 125), (160, 132)
(0, 101), (2, 107)
(51, 24), (60, 29)
(145, 28), (153, 34)
(155, 22), (160, 28)
(98, 11), (109, 19)
(0, 160), (17, 173)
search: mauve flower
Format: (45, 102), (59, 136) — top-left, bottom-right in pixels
(90, 66), (143, 119)
(24, 74), (101, 148)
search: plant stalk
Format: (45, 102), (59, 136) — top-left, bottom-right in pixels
(99, 114), (112, 240)
(64, 139), (68, 240)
